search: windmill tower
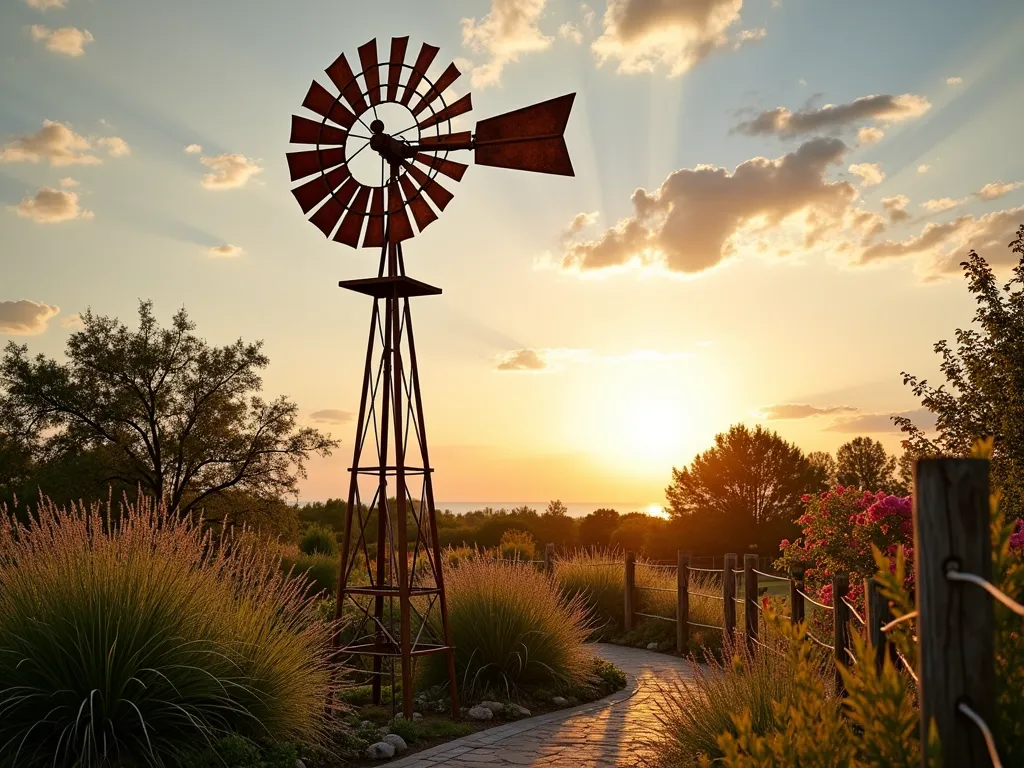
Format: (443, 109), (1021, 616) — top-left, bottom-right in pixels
(286, 36), (575, 719)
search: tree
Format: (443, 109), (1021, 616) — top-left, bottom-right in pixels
(806, 451), (837, 489)
(665, 424), (819, 552)
(835, 437), (905, 495)
(578, 507), (619, 549)
(897, 224), (1024, 519)
(0, 301), (338, 515)
(539, 499), (575, 546)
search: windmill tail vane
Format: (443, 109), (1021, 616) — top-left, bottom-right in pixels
(286, 36), (575, 720)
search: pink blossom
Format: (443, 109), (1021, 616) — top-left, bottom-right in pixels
(780, 539), (790, 550)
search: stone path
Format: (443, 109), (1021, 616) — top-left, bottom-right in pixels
(388, 644), (695, 768)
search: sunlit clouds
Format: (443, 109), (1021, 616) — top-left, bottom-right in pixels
(495, 347), (695, 372)
(309, 409), (355, 424)
(207, 244), (243, 258)
(920, 197), (962, 212)
(946, 76), (963, 85)
(29, 25), (94, 56)
(977, 181), (1021, 201)
(917, 164), (931, 174)
(856, 127), (884, 145)
(0, 120), (128, 166)
(184, 144), (202, 154)
(460, 0), (553, 88)
(848, 162), (884, 187)
(14, 187), (93, 223)
(756, 403), (858, 420)
(881, 195), (910, 222)
(0, 300), (61, 335)
(198, 153), (263, 190)
(24, 0), (67, 10)
(734, 93), (930, 137)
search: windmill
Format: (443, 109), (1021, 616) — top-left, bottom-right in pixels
(287, 36), (575, 719)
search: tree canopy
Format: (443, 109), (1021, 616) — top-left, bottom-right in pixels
(897, 224), (1024, 519)
(0, 301), (338, 515)
(835, 436), (906, 495)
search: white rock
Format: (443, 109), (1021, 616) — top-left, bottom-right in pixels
(467, 705), (494, 720)
(295, 760), (307, 768)
(359, 720), (374, 729)
(647, 642), (659, 650)
(412, 712), (423, 720)
(366, 741), (396, 759)
(552, 696), (569, 707)
(478, 700), (504, 713)
(383, 734), (408, 754)
(505, 703), (531, 718)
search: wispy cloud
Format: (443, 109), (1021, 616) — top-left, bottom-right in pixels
(756, 403), (858, 420)
(461, 0), (553, 88)
(0, 120), (128, 166)
(495, 347), (695, 372)
(0, 300), (61, 335)
(199, 153), (263, 190)
(734, 93), (930, 137)
(30, 25), (94, 57)
(309, 409), (354, 424)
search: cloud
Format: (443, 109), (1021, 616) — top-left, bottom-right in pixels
(207, 244), (243, 258)
(184, 143), (202, 154)
(849, 162), (884, 187)
(30, 25), (94, 56)
(59, 176), (78, 187)
(309, 409), (355, 424)
(857, 126), (884, 145)
(917, 164), (930, 174)
(559, 137), (856, 275)
(24, 0), (66, 10)
(856, 205), (1024, 274)
(14, 187), (93, 223)
(0, 120), (128, 166)
(849, 209), (885, 239)
(199, 153), (263, 189)
(60, 313), (84, 329)
(591, 0), (751, 77)
(735, 93), (930, 137)
(757, 403), (858, 420)
(561, 210), (599, 242)
(881, 195), (910, 222)
(495, 347), (692, 371)
(946, 76), (963, 86)
(977, 181), (1021, 201)
(732, 27), (766, 49)
(921, 197), (963, 212)
(0, 300), (60, 335)
(559, 22), (583, 43)
(497, 348), (550, 371)
(461, 0), (553, 88)
(827, 408), (936, 433)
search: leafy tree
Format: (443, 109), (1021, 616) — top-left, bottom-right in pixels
(806, 451), (837, 489)
(835, 436), (905, 495)
(897, 224), (1024, 519)
(610, 513), (651, 553)
(665, 424), (819, 552)
(545, 499), (568, 516)
(0, 301), (337, 515)
(539, 499), (575, 546)
(579, 507), (620, 548)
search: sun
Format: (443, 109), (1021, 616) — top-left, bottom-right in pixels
(619, 397), (688, 464)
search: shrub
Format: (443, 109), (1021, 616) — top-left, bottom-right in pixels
(498, 528), (536, 561)
(419, 558), (593, 699)
(280, 547), (339, 597)
(299, 523), (338, 556)
(0, 494), (334, 768)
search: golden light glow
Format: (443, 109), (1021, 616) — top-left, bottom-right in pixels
(645, 503), (669, 518)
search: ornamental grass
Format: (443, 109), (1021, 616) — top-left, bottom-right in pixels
(418, 557), (594, 699)
(0, 494), (334, 768)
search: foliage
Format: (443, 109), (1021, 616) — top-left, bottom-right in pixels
(806, 451), (837, 488)
(666, 424), (824, 553)
(498, 527), (536, 560)
(418, 557), (594, 699)
(0, 301), (337, 514)
(195, 736), (298, 768)
(300, 523), (338, 556)
(578, 507), (620, 548)
(279, 547), (339, 597)
(836, 437), (907, 495)
(897, 224), (1024, 520)
(0, 493), (335, 768)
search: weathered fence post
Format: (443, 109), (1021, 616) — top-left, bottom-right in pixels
(624, 551), (636, 632)
(677, 550), (691, 654)
(744, 554), (758, 656)
(833, 573), (850, 695)
(790, 564), (805, 625)
(915, 458), (993, 768)
(723, 553), (737, 644)
(544, 542), (555, 576)
(864, 577), (894, 673)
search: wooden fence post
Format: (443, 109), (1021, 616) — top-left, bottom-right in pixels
(864, 577), (894, 673)
(915, 458), (993, 768)
(744, 554), (758, 656)
(833, 573), (850, 695)
(723, 553), (737, 644)
(624, 551), (636, 632)
(790, 565), (805, 625)
(677, 550), (691, 654)
(544, 542), (555, 577)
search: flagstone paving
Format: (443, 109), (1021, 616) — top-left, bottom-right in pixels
(387, 643), (695, 768)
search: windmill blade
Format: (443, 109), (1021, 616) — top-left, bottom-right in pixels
(286, 148), (348, 181)
(358, 39), (382, 106)
(402, 161), (454, 211)
(362, 187), (387, 248)
(410, 62), (462, 117)
(326, 52), (369, 115)
(417, 131), (472, 151)
(302, 81), (357, 129)
(289, 115), (347, 146)
(414, 153), (467, 182)
(309, 177), (359, 238)
(418, 93), (473, 131)
(334, 186), (371, 248)
(473, 93), (576, 176)
(387, 37), (409, 101)
(401, 43), (440, 105)
(291, 164), (351, 213)
(398, 172), (438, 233)
(387, 180), (415, 242)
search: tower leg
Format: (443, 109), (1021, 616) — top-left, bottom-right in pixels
(373, 293), (394, 706)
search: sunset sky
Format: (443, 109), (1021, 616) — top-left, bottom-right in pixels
(3, 0), (1023, 506)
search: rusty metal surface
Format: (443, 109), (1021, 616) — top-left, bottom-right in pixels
(402, 42), (440, 105)
(291, 164), (350, 213)
(414, 152), (467, 182)
(387, 36), (408, 101)
(302, 80), (356, 128)
(325, 52), (368, 115)
(418, 92), (473, 131)
(473, 93), (576, 176)
(334, 185), (370, 247)
(411, 62), (461, 116)
(358, 39), (382, 105)
(289, 114), (347, 145)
